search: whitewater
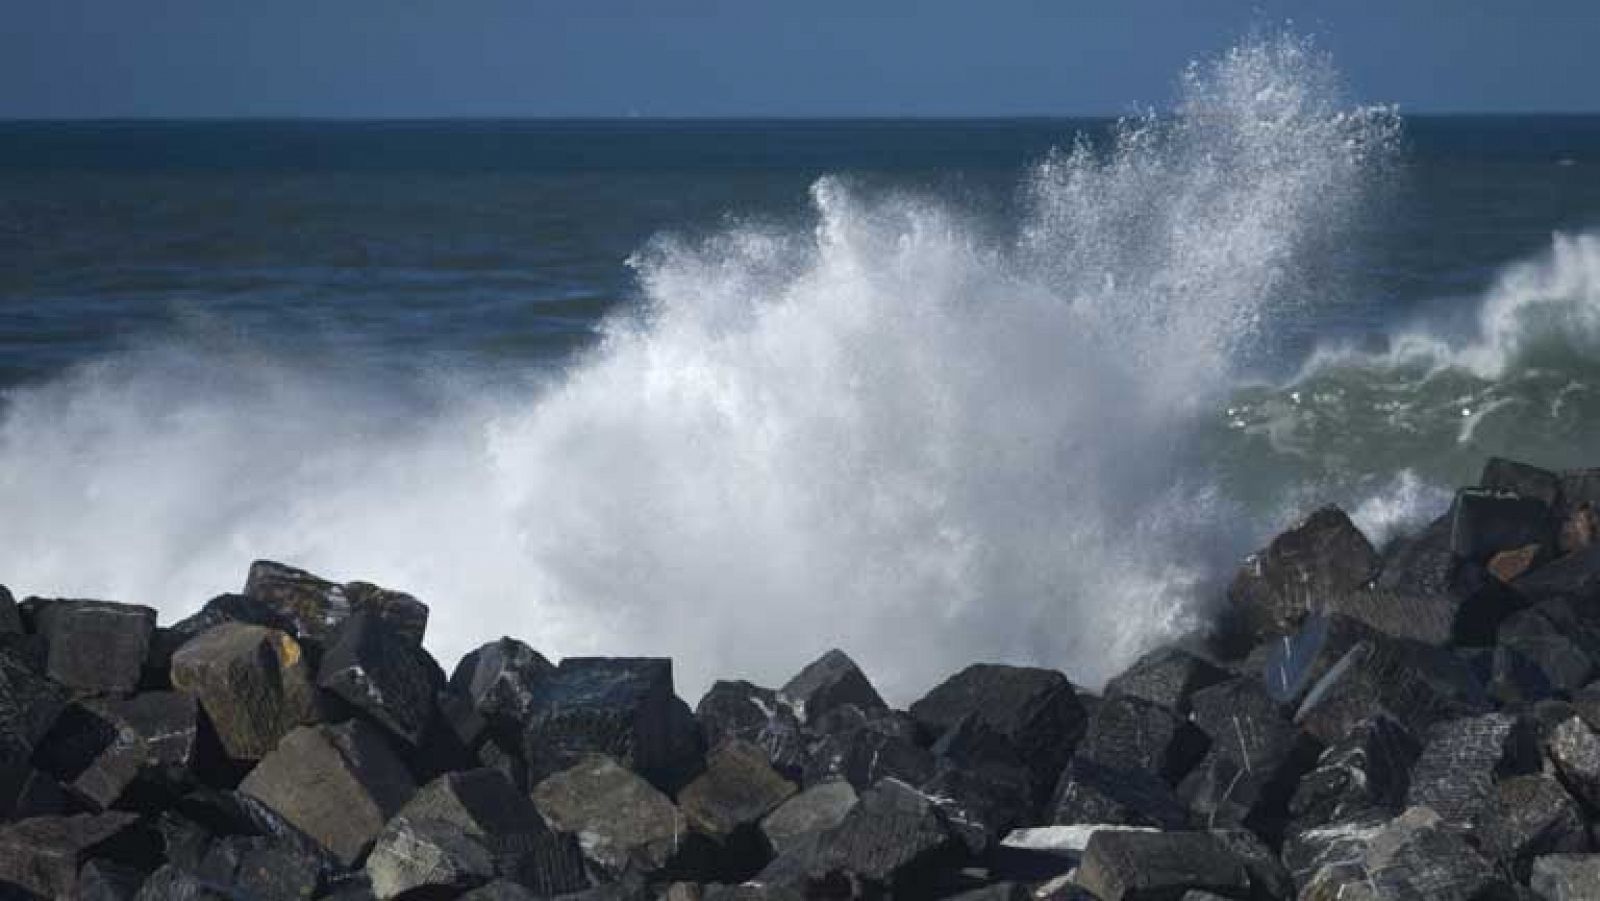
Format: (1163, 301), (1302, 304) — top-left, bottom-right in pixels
(2, 35), (1598, 703)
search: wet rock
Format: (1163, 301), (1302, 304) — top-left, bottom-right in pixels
(0, 811), (147, 898)
(169, 622), (323, 762)
(521, 657), (704, 792)
(449, 637), (554, 738)
(678, 739), (796, 863)
(1291, 632), (1489, 743)
(0, 645), (68, 759)
(530, 755), (691, 880)
(318, 610), (444, 747)
(1483, 457), (1561, 506)
(1546, 714), (1600, 808)
(909, 663), (1086, 803)
(391, 767), (587, 896)
(920, 756), (1034, 855)
(801, 708), (935, 792)
(1227, 505), (1379, 643)
(1296, 806), (1503, 901)
(168, 593), (299, 646)
(1075, 830), (1249, 901)
(1405, 712), (1539, 829)
(778, 649), (887, 724)
(1178, 677), (1316, 837)
(1049, 757), (1191, 830)
(243, 561), (429, 650)
(0, 763), (71, 820)
(1288, 715), (1418, 831)
(767, 778), (961, 894)
(1102, 647), (1228, 716)
(1074, 695), (1208, 787)
(35, 692), (204, 810)
(31, 600), (156, 696)
(1512, 544), (1600, 606)
(1451, 488), (1554, 563)
(695, 681), (806, 781)
(1495, 603), (1597, 699)
(1531, 854), (1600, 901)
(1261, 613), (1378, 706)
(238, 720), (417, 866)
(77, 858), (148, 900)
(759, 780), (856, 857)
(1375, 514), (1524, 646)
(1477, 773), (1585, 878)
(191, 833), (325, 900)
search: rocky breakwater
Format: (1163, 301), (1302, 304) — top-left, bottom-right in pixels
(5, 457), (1600, 898)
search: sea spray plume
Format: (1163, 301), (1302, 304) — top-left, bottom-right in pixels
(0, 34), (1396, 702)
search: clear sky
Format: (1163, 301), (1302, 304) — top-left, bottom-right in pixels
(3, 0), (1596, 118)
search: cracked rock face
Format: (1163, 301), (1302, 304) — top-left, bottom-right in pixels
(169, 622), (323, 762)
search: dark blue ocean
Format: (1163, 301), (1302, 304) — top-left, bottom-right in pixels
(4, 66), (1600, 699)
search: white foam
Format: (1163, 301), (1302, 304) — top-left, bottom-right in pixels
(0, 34), (1394, 702)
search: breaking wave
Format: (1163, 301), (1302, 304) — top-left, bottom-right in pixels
(0, 35), (1416, 701)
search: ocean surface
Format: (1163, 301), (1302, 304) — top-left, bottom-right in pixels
(3, 38), (1599, 701)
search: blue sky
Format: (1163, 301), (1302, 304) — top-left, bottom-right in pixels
(3, 1), (1595, 118)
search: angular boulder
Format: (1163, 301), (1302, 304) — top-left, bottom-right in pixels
(366, 818), (498, 900)
(696, 680), (807, 781)
(1227, 505), (1379, 643)
(1493, 599), (1600, 700)
(1074, 831), (1249, 901)
(34, 691), (204, 810)
(318, 610), (444, 748)
(1476, 773), (1586, 878)
(1073, 694), (1208, 787)
(169, 622), (323, 761)
(237, 720), (417, 866)
(1296, 806), (1504, 901)
(767, 778), (961, 895)
(449, 637), (554, 738)
(0, 812), (147, 898)
(801, 707), (935, 792)
(1288, 715), (1418, 831)
(1374, 514), (1522, 646)
(530, 755), (691, 881)
(243, 560), (427, 650)
(1102, 646), (1227, 716)
(909, 663), (1086, 804)
(521, 657), (704, 792)
(31, 600), (156, 696)
(1178, 677), (1316, 837)
(1532, 854), (1600, 901)
(679, 739), (797, 843)
(1404, 712), (1539, 829)
(778, 649), (887, 724)
(1545, 713), (1600, 808)
(189, 833), (326, 900)
(1481, 456), (1561, 506)
(1290, 632), (1489, 743)
(1049, 756), (1191, 830)
(1450, 487), (1554, 563)
(759, 781), (857, 857)
(0, 645), (68, 759)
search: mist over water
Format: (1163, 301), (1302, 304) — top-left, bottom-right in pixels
(5, 35), (1596, 702)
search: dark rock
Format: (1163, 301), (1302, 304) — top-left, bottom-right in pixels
(191, 833), (325, 900)
(132, 863), (228, 900)
(1288, 715), (1419, 830)
(1558, 468), (1600, 517)
(678, 739), (796, 874)
(1483, 457), (1561, 506)
(1495, 603), (1597, 699)
(695, 681), (806, 781)
(168, 593), (298, 645)
(801, 708), (935, 792)
(449, 637), (554, 739)
(778, 649), (887, 724)
(237, 720), (417, 866)
(77, 858), (148, 900)
(1296, 806), (1503, 901)
(1208, 828), (1292, 901)
(318, 610), (444, 748)
(1405, 712), (1539, 829)
(920, 757), (1034, 855)
(1227, 505), (1379, 643)
(169, 622), (323, 762)
(1546, 714), (1600, 809)
(941, 884), (1029, 901)
(0, 646), (68, 759)
(1489, 544), (1545, 583)
(1477, 773), (1586, 878)
(908, 663), (1086, 804)
(393, 768), (587, 897)
(34, 692), (205, 810)
(1512, 544), (1600, 606)
(1074, 695), (1208, 787)
(1049, 757), (1191, 830)
(1531, 854), (1600, 901)
(1102, 647), (1228, 716)
(30, 600), (156, 696)
(521, 657), (704, 792)
(1178, 677), (1316, 837)
(1376, 513), (1525, 646)
(458, 882), (545, 901)
(1560, 503), (1600, 555)
(1291, 632), (1489, 743)
(0, 763), (71, 820)
(242, 561), (428, 650)
(759, 780), (856, 857)
(1075, 830), (1250, 901)
(341, 581), (429, 647)
(530, 755), (691, 880)
(0, 586), (21, 635)
(767, 778), (961, 895)
(0, 812), (147, 898)
(1261, 613), (1377, 706)
(1451, 487), (1554, 563)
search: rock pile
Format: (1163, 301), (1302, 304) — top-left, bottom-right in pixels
(4, 456), (1600, 898)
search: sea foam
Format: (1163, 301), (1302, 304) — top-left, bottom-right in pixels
(0, 35), (1399, 701)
